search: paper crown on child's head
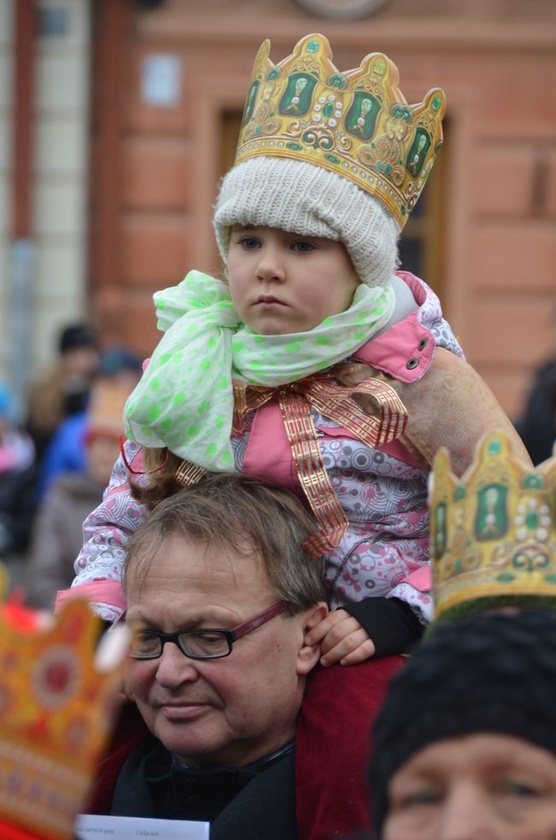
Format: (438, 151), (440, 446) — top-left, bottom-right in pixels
(430, 432), (556, 623)
(237, 33), (444, 227)
(0, 597), (128, 839)
(213, 33), (445, 289)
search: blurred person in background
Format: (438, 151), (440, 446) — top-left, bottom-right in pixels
(25, 322), (99, 462)
(369, 610), (556, 840)
(36, 346), (143, 500)
(24, 374), (137, 610)
(514, 303), (556, 465)
(0, 382), (37, 560)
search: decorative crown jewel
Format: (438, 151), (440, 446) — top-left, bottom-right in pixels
(234, 33), (446, 229)
(431, 432), (556, 622)
(0, 598), (128, 839)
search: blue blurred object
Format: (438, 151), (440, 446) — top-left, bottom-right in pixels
(0, 383), (13, 420)
(97, 347), (143, 377)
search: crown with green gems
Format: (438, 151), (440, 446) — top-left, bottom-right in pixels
(431, 432), (556, 623)
(234, 33), (446, 229)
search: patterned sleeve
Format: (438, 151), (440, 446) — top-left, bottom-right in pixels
(59, 440), (149, 621)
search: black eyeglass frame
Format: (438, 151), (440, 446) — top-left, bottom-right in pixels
(128, 600), (291, 661)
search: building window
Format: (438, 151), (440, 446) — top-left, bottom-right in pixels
(38, 3), (70, 37)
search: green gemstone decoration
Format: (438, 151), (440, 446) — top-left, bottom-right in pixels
(454, 486), (466, 501)
(286, 142), (303, 151)
(267, 68), (280, 81)
(524, 474), (544, 489)
(324, 153), (340, 165)
(487, 439), (502, 455)
(525, 510), (539, 530)
(432, 95), (442, 111)
(323, 102), (334, 118)
(496, 572), (516, 583)
(329, 73), (346, 89)
(392, 104), (412, 122)
(306, 40), (320, 53)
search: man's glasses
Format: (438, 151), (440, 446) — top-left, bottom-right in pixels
(128, 601), (290, 661)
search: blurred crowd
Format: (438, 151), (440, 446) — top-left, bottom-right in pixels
(0, 321), (142, 609)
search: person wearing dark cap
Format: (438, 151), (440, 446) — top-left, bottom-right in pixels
(35, 346), (142, 499)
(366, 431), (556, 839)
(369, 610), (556, 840)
(26, 321), (99, 460)
(24, 374), (137, 609)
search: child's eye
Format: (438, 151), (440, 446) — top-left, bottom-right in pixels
(291, 240), (315, 253)
(238, 236), (260, 250)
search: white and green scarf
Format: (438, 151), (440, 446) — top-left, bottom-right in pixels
(124, 270), (394, 470)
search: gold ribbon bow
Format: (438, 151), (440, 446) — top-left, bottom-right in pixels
(233, 368), (408, 555)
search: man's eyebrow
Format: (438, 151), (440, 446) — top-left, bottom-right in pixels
(125, 608), (234, 628)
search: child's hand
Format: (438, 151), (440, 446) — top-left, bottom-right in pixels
(304, 609), (375, 667)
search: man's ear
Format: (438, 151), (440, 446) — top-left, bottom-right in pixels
(296, 602), (328, 676)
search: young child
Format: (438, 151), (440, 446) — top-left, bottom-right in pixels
(59, 33), (530, 839)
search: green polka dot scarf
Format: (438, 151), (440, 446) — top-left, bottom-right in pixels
(123, 270), (395, 470)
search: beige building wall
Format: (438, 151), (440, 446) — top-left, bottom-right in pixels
(0, 0), (92, 409)
(0, 0), (14, 385)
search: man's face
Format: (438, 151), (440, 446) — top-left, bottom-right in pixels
(125, 532), (320, 768)
(384, 733), (556, 840)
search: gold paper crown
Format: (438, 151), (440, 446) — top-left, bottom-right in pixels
(431, 433), (556, 622)
(0, 600), (128, 839)
(235, 33), (446, 229)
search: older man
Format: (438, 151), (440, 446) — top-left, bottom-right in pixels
(369, 610), (556, 840)
(100, 474), (327, 839)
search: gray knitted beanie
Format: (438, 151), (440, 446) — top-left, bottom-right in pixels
(213, 157), (400, 289)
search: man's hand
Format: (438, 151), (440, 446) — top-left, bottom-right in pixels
(304, 609), (375, 667)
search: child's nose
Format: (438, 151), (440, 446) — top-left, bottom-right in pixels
(255, 247), (286, 282)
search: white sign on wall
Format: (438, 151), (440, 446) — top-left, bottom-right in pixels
(141, 54), (182, 108)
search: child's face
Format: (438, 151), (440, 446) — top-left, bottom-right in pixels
(227, 226), (359, 334)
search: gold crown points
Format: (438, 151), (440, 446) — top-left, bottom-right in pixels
(431, 433), (556, 619)
(235, 33), (446, 229)
(0, 600), (126, 840)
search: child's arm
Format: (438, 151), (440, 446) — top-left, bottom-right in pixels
(55, 440), (149, 622)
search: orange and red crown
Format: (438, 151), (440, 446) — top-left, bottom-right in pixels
(0, 596), (128, 839)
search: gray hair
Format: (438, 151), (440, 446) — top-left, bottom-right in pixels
(124, 473), (326, 611)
